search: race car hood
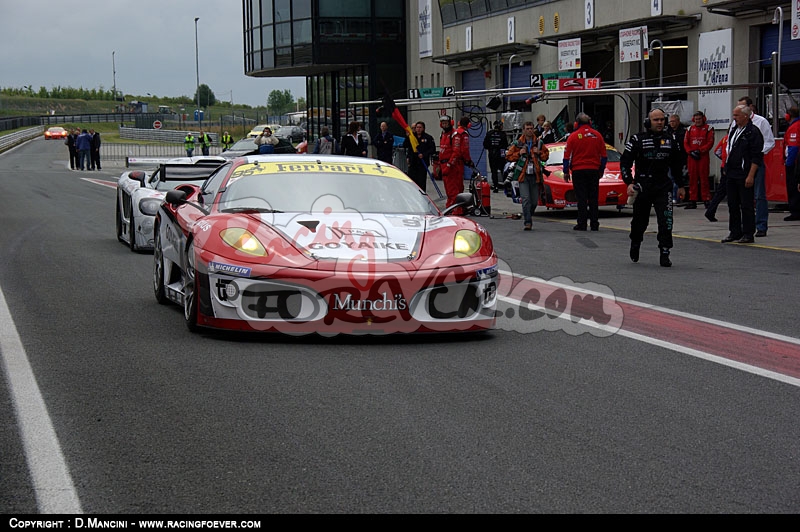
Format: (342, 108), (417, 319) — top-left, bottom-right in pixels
(268, 212), (458, 263)
(193, 210), (492, 273)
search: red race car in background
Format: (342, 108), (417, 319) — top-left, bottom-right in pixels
(44, 126), (68, 140)
(539, 142), (628, 210)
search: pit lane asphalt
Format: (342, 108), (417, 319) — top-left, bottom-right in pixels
(1, 139), (799, 513)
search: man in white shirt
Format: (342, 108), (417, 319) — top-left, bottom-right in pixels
(732, 96), (775, 237)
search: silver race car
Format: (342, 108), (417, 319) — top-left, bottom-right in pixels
(116, 157), (226, 251)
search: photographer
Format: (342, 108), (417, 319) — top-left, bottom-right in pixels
(505, 121), (549, 231)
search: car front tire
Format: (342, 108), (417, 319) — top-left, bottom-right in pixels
(183, 241), (198, 332)
(128, 196), (139, 252)
(116, 196), (124, 243)
(153, 227), (167, 305)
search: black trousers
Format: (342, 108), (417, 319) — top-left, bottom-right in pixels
(705, 169), (727, 217)
(91, 149), (101, 170)
(69, 148), (79, 169)
(572, 169), (600, 228)
(488, 156), (505, 188)
(726, 177), (755, 238)
(630, 185), (674, 249)
(408, 163), (428, 192)
(786, 164), (800, 216)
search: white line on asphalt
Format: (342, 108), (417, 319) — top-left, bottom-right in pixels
(0, 286), (83, 513)
(497, 294), (800, 389)
(499, 270), (800, 346)
(80, 177), (117, 189)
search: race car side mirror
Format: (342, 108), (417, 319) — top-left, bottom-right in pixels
(441, 192), (474, 216)
(129, 170), (146, 186)
(165, 189), (187, 206)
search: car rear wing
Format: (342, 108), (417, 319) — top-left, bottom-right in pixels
(158, 162), (224, 182)
(126, 156), (225, 168)
(126, 157), (174, 168)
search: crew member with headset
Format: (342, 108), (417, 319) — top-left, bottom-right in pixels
(620, 108), (686, 267)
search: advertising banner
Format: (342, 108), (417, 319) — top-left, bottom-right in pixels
(419, 0), (432, 58)
(558, 38), (581, 71)
(697, 28), (733, 127)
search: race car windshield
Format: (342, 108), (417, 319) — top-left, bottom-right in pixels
(218, 171), (438, 215)
(546, 147), (621, 165)
(151, 167), (219, 191)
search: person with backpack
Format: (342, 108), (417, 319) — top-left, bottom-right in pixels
(340, 121), (367, 157)
(312, 126), (338, 155)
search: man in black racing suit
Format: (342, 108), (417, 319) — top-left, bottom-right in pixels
(620, 108), (686, 267)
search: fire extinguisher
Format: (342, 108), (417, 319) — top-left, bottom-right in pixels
(480, 178), (491, 215)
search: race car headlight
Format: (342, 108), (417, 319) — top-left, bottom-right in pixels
(453, 230), (481, 258)
(220, 228), (267, 257)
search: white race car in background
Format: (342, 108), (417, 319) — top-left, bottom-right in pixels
(116, 156), (226, 251)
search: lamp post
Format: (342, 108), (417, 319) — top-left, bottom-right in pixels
(507, 54), (519, 111)
(772, 7), (783, 137)
(194, 16), (201, 125)
(112, 51), (116, 102)
(649, 39), (664, 102)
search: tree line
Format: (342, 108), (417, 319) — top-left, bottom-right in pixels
(1, 85), (305, 114)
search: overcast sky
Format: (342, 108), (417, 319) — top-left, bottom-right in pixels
(0, 0), (305, 107)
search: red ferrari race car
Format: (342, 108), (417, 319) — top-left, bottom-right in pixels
(44, 126), (68, 140)
(150, 155), (498, 335)
(539, 142), (628, 210)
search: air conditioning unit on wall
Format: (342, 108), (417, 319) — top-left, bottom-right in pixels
(652, 101), (694, 125)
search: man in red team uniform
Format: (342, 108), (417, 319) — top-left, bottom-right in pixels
(439, 115), (473, 215)
(683, 111), (715, 209)
(783, 106), (800, 220)
(562, 112), (607, 231)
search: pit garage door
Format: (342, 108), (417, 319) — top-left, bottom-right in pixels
(461, 69), (489, 179)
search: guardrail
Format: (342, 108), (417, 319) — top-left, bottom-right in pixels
(0, 127), (43, 153)
(109, 144), (223, 163)
(119, 127), (217, 144)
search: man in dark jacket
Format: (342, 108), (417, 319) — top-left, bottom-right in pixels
(483, 120), (508, 191)
(620, 108), (685, 267)
(721, 104), (764, 244)
(66, 128), (78, 170)
(373, 121), (394, 164)
(404, 121), (436, 192)
(89, 129), (101, 170)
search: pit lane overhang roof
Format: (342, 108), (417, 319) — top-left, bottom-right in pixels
(431, 42), (540, 68)
(703, 0), (789, 18)
(536, 14), (702, 52)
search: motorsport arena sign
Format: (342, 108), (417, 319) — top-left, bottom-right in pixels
(697, 28), (733, 127)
